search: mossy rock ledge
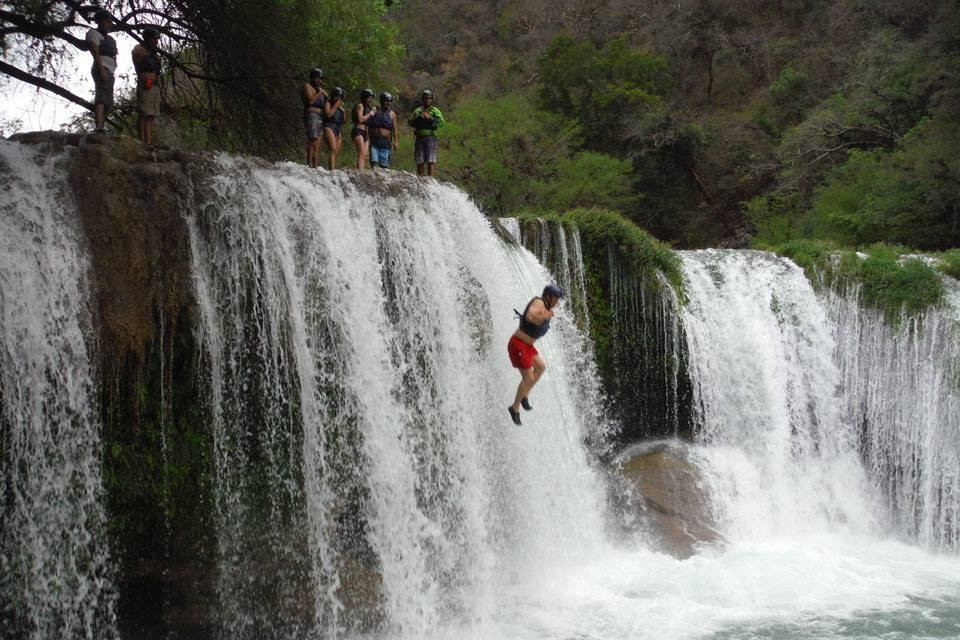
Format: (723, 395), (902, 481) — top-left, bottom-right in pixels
(615, 442), (723, 558)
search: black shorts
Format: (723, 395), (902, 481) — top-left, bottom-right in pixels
(351, 127), (368, 142)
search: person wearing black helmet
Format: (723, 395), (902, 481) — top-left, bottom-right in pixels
(322, 86), (346, 169)
(351, 88), (375, 170)
(507, 284), (564, 425)
(367, 92), (398, 169)
(409, 89), (445, 177)
(132, 28), (164, 145)
(85, 9), (117, 133)
(301, 69), (328, 168)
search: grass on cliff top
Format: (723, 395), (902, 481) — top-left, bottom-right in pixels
(515, 208), (684, 295)
(762, 240), (945, 318)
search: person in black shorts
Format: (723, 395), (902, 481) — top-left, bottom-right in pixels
(350, 89), (375, 170)
(322, 86), (346, 170)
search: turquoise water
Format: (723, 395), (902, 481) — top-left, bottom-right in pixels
(710, 595), (960, 639)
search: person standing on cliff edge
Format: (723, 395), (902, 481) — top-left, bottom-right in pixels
(86, 9), (117, 133)
(132, 28), (165, 145)
(507, 284), (564, 425)
(408, 89), (444, 177)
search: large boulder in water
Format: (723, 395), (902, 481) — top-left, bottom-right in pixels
(614, 442), (722, 558)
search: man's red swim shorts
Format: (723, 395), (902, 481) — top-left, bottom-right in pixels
(507, 335), (538, 370)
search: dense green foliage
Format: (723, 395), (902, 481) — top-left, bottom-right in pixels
(441, 93), (633, 215)
(391, 0), (960, 254)
(8, 0), (960, 254)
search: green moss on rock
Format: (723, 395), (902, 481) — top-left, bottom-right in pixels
(517, 208), (684, 296)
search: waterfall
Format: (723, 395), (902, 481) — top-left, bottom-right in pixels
(0, 142), (117, 638)
(829, 279), (960, 550)
(679, 249), (879, 539)
(185, 159), (608, 638)
(4, 133), (960, 640)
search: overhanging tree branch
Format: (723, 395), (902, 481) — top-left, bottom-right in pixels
(0, 8), (88, 49)
(0, 59), (93, 111)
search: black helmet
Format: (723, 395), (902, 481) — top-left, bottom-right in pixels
(331, 86), (344, 99)
(542, 284), (564, 299)
(360, 88), (374, 100)
(421, 89), (433, 99)
(380, 91), (393, 103)
(93, 9), (113, 23)
(309, 68), (323, 80)
(142, 27), (160, 41)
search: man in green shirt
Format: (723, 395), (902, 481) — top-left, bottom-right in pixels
(409, 89), (445, 177)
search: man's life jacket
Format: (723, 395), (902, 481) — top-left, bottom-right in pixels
(517, 297), (550, 339)
(135, 51), (162, 75)
(367, 108), (393, 132)
(96, 29), (118, 58)
(305, 90), (326, 113)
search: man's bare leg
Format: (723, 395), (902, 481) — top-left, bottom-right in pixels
(512, 356), (546, 412)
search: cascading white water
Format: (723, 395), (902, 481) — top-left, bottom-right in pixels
(185, 159), (608, 638)
(0, 141), (117, 639)
(680, 249), (879, 539)
(828, 278), (960, 551)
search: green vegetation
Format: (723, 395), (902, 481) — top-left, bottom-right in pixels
(767, 241), (945, 319)
(442, 93), (634, 215)
(516, 208), (682, 364)
(390, 1), (960, 256)
(518, 208), (683, 294)
(936, 249), (960, 279)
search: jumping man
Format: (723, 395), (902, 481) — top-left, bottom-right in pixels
(507, 284), (564, 425)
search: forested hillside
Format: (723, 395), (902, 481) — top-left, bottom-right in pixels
(391, 0), (960, 250)
(4, 0), (957, 250)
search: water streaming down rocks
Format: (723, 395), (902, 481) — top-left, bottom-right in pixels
(185, 156), (611, 638)
(828, 280), (960, 550)
(679, 250), (880, 540)
(0, 142), (118, 639)
(515, 217), (693, 443)
(0, 135), (609, 639)
(3, 133), (960, 640)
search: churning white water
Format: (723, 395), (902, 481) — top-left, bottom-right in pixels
(0, 141), (117, 638)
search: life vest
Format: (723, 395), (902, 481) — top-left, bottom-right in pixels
(96, 29), (118, 58)
(323, 107), (345, 133)
(305, 90), (326, 113)
(135, 51), (162, 75)
(324, 105), (345, 127)
(367, 109), (393, 131)
(517, 298), (550, 340)
(410, 108), (436, 131)
(351, 103), (372, 125)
